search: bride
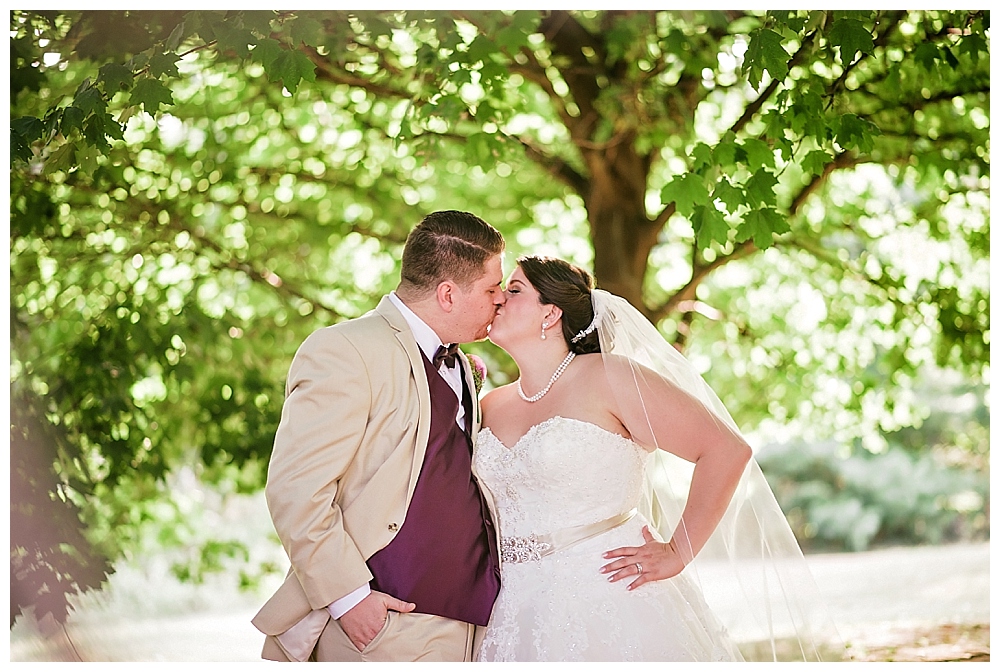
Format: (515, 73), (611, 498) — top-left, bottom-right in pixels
(473, 255), (841, 662)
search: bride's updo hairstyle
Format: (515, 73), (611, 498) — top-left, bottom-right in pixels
(517, 255), (601, 355)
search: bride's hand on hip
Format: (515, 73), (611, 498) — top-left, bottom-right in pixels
(600, 525), (685, 590)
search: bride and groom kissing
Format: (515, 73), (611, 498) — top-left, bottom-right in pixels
(251, 210), (836, 662)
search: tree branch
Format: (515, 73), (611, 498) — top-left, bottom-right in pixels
(649, 239), (758, 322)
(731, 28), (819, 137)
(508, 134), (590, 194)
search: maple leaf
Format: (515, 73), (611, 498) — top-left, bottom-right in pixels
(12, 116), (44, 143)
(745, 170), (779, 208)
(290, 16), (323, 47)
(661, 174), (710, 217)
(711, 179), (744, 214)
(251, 38), (284, 70)
(149, 52), (181, 79)
(266, 50), (316, 94)
(215, 25), (257, 59)
(690, 143), (714, 172)
(98, 62), (133, 94)
(693, 205), (730, 249)
(736, 210), (774, 250)
(743, 28), (789, 89)
(741, 138), (775, 172)
(129, 78), (175, 115)
(828, 18), (874, 66)
(73, 87), (106, 117)
(44, 142), (76, 175)
(802, 150), (832, 176)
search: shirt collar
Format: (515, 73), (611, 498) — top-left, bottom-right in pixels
(388, 291), (447, 362)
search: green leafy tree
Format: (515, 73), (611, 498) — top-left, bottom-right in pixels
(9, 10), (989, 625)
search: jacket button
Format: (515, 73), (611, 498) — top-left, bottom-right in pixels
(388, 523), (399, 532)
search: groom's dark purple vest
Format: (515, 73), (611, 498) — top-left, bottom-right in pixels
(366, 352), (500, 626)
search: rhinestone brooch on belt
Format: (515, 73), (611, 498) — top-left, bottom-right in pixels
(501, 534), (553, 563)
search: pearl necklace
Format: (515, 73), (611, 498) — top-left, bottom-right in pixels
(517, 351), (576, 403)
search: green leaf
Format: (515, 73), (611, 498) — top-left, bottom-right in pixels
(712, 179), (744, 214)
(914, 42), (940, 70)
(713, 139), (739, 168)
(60, 106), (86, 136)
(241, 11), (276, 37)
(828, 18), (874, 65)
(661, 173), (710, 216)
(835, 113), (879, 153)
(466, 35), (498, 64)
(129, 78), (175, 115)
(83, 115), (110, 151)
(743, 28), (789, 89)
(164, 20), (188, 51)
(215, 25), (257, 59)
(44, 142), (76, 174)
(98, 62), (134, 94)
(942, 46), (959, 69)
(690, 143), (714, 172)
(73, 87), (107, 117)
(802, 150), (833, 176)
(495, 23), (530, 52)
(266, 49), (316, 94)
(290, 16), (323, 47)
(745, 170), (778, 207)
(762, 109), (789, 144)
(76, 143), (100, 176)
(101, 113), (125, 141)
(960, 33), (988, 64)
(251, 38), (284, 70)
(149, 52), (181, 79)
(693, 205), (730, 249)
(741, 138), (775, 172)
(11, 130), (33, 164)
(768, 10), (808, 33)
(736, 207), (788, 249)
(12, 116), (44, 143)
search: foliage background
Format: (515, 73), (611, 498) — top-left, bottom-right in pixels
(9, 8), (989, 627)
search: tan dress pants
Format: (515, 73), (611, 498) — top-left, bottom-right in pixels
(313, 610), (486, 662)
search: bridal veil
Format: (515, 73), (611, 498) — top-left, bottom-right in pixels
(592, 289), (845, 661)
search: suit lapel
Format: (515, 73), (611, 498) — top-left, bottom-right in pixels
(375, 297), (432, 508)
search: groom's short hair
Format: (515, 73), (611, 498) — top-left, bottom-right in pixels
(399, 210), (504, 292)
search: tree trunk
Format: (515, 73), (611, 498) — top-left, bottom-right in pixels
(582, 143), (660, 317)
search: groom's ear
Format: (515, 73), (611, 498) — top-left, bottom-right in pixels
(436, 280), (458, 312)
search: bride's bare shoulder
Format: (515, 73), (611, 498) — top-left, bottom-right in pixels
(481, 382), (517, 414)
(574, 352), (631, 381)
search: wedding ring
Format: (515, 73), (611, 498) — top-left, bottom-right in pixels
(635, 562), (643, 575)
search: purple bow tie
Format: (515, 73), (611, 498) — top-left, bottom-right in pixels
(433, 343), (460, 369)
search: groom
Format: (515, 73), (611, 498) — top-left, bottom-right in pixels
(252, 211), (506, 661)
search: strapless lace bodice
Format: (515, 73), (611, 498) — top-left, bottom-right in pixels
(473, 415), (738, 662)
(473, 416), (648, 539)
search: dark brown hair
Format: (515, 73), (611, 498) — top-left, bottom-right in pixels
(518, 255), (601, 354)
(399, 210), (505, 293)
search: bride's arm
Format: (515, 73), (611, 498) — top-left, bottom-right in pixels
(600, 357), (752, 586)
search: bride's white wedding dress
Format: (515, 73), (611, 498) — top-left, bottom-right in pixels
(473, 415), (741, 662)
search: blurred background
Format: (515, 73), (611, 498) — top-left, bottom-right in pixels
(9, 9), (989, 662)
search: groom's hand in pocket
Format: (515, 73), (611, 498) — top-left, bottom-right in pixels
(338, 590), (416, 651)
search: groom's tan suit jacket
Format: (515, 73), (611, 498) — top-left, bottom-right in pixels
(251, 296), (498, 661)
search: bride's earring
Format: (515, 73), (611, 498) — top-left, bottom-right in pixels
(541, 321), (549, 340)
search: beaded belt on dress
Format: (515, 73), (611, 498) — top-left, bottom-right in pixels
(500, 508), (638, 563)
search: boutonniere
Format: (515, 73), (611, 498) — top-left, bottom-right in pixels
(468, 354), (487, 394)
